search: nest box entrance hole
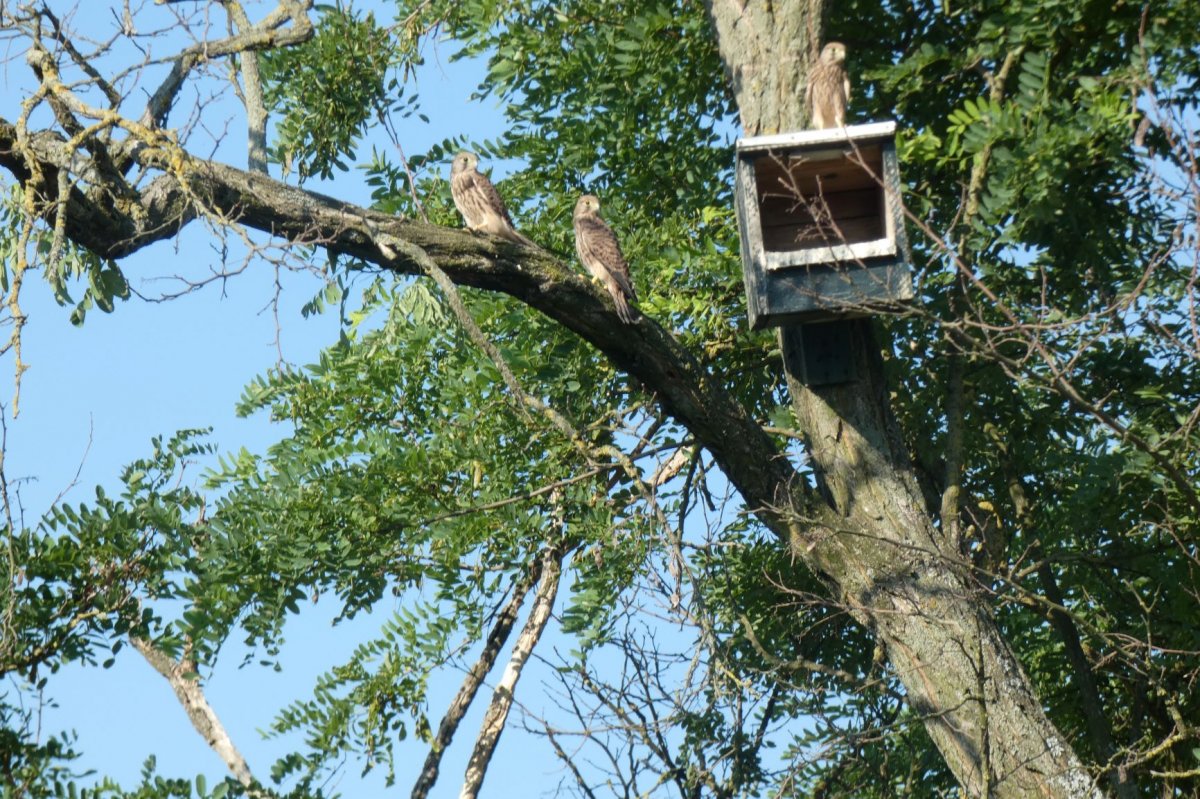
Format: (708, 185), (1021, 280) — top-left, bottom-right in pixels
(754, 143), (889, 257)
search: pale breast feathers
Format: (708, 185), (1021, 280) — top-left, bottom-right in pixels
(575, 215), (636, 299)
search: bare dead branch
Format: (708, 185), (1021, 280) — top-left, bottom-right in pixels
(410, 547), (551, 799)
(140, 0), (314, 131)
(459, 542), (564, 799)
(130, 636), (256, 787)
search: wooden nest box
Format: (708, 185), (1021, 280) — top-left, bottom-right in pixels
(734, 121), (913, 330)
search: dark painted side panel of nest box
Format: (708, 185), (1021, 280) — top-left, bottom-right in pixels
(734, 159), (769, 329)
(781, 320), (858, 385)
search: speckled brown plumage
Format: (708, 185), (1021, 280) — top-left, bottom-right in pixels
(450, 151), (533, 247)
(806, 42), (850, 129)
(573, 194), (638, 324)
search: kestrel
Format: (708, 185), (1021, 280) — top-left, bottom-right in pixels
(450, 151), (534, 247)
(573, 194), (638, 324)
(806, 42), (850, 129)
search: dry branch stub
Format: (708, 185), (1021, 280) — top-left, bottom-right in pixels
(734, 121), (913, 329)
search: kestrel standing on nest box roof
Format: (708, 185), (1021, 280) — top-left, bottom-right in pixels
(806, 41), (850, 129)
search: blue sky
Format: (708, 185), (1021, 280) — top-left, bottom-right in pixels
(2, 3), (558, 795)
(4, 5), (785, 796)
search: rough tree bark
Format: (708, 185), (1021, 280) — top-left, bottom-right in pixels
(0, 1), (1108, 795)
(706, 1), (1105, 797)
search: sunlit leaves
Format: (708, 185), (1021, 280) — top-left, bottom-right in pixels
(0, 184), (129, 326)
(261, 5), (398, 180)
(2, 430), (212, 679)
(266, 607), (451, 787)
(4, 0), (1199, 794)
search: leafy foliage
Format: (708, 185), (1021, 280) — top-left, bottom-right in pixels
(0, 185), (129, 326)
(261, 4), (398, 180)
(2, 431), (212, 680)
(2, 0), (1200, 796)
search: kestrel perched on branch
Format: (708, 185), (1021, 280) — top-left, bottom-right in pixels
(450, 151), (534, 247)
(806, 41), (850, 129)
(573, 194), (638, 325)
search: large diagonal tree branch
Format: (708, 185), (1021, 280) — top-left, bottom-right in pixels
(0, 117), (818, 553)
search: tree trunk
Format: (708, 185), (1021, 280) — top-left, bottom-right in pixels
(705, 2), (1104, 797)
(0, 3), (1109, 792)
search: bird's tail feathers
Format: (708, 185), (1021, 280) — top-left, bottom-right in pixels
(613, 272), (638, 303)
(613, 292), (637, 325)
(496, 225), (535, 247)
